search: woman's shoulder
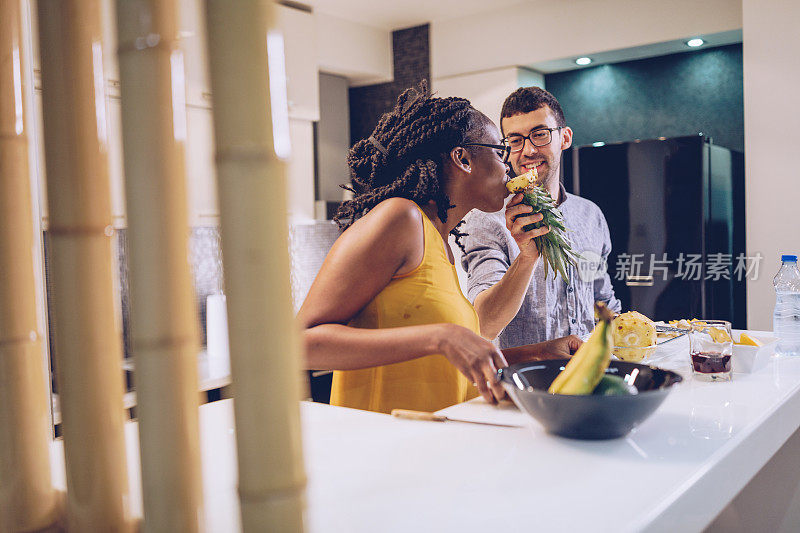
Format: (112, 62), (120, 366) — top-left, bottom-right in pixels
(340, 198), (425, 276)
(354, 197), (424, 234)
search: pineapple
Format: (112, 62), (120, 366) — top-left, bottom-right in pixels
(611, 311), (657, 348)
(505, 167), (581, 282)
(611, 310), (658, 362)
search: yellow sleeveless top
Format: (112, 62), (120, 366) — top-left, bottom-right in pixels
(329, 205), (480, 414)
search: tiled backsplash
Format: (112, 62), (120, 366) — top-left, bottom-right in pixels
(43, 221), (342, 367)
(289, 221), (342, 311)
(187, 226), (225, 344)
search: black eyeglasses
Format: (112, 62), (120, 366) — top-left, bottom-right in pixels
(503, 127), (563, 153)
(462, 142), (511, 163)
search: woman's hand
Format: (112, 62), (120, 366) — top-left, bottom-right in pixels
(434, 323), (508, 404)
(505, 193), (551, 261)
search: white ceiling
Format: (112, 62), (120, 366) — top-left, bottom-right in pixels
(298, 0), (742, 74)
(304, 0), (526, 31)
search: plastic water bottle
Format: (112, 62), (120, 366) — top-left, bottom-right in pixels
(773, 255), (800, 356)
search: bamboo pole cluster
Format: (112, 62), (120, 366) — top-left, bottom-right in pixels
(205, 1), (307, 531)
(1, 0), (307, 530)
(0, 0), (63, 530)
(36, 0), (133, 529)
(114, 0), (204, 531)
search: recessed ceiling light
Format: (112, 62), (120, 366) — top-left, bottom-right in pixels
(592, 141), (605, 147)
(575, 57), (592, 66)
(686, 38), (705, 48)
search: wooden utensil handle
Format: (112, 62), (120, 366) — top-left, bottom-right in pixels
(391, 409), (447, 422)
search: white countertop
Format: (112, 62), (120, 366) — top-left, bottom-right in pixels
(49, 330), (800, 532)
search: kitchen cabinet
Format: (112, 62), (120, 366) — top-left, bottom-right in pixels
(276, 4), (319, 122)
(286, 118), (315, 222)
(176, 0), (320, 119)
(32, 90), (48, 225)
(100, 0), (119, 95)
(185, 106), (218, 225)
(28, 0), (317, 228)
(179, 0), (213, 109)
(106, 97), (126, 224)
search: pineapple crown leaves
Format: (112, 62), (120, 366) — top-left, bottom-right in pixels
(517, 182), (581, 282)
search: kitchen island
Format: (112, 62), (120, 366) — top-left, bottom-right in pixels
(49, 331), (800, 531)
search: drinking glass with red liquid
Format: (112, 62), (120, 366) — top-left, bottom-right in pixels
(688, 320), (734, 382)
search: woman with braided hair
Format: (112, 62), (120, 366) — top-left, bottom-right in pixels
(299, 84), (581, 414)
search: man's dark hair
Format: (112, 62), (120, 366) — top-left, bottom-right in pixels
(335, 82), (485, 249)
(500, 86), (566, 134)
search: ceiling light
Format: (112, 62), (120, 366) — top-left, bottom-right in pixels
(592, 141), (605, 147)
(575, 57), (592, 66)
(686, 38), (705, 48)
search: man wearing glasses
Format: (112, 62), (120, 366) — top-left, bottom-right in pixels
(461, 86), (621, 347)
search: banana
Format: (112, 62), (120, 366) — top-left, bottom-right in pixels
(548, 302), (614, 395)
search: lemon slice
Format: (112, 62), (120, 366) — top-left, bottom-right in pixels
(708, 327), (732, 343)
(737, 333), (763, 346)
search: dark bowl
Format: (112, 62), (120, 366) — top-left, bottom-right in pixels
(498, 359), (682, 440)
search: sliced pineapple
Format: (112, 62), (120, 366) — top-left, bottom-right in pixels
(505, 168), (537, 193)
(612, 311), (657, 348)
(669, 318), (703, 329)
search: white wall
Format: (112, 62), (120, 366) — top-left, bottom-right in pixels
(742, 0), (800, 330)
(432, 67), (544, 130)
(431, 0), (742, 79)
(315, 12), (393, 86)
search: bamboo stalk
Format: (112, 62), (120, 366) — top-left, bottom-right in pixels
(204, 1), (307, 531)
(36, 0), (132, 530)
(0, 0), (63, 530)
(114, 0), (203, 530)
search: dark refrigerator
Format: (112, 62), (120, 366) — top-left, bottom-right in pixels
(563, 135), (746, 328)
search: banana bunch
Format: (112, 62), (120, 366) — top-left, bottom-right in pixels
(548, 302), (614, 395)
(505, 167), (580, 282)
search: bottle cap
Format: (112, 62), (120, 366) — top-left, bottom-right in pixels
(781, 254), (798, 262)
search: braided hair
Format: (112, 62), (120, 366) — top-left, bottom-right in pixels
(335, 82), (485, 250)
